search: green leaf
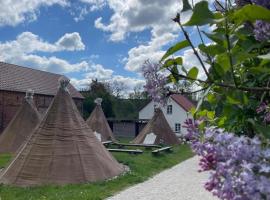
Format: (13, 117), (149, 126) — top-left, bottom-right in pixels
(198, 44), (226, 56)
(233, 5), (270, 24)
(182, 0), (192, 12)
(187, 67), (199, 80)
(161, 40), (189, 61)
(207, 111), (215, 120)
(227, 96), (241, 105)
(184, 1), (215, 26)
(216, 53), (231, 73)
(163, 57), (183, 68)
(202, 31), (226, 45)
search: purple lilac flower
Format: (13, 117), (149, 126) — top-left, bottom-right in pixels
(184, 119), (270, 199)
(250, 0), (270, 41)
(256, 102), (267, 113)
(253, 20), (270, 41)
(142, 61), (168, 106)
(256, 102), (270, 123)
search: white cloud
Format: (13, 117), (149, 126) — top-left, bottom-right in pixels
(0, 32), (85, 56)
(93, 0), (184, 73)
(70, 63), (145, 94)
(94, 0), (180, 42)
(56, 32), (85, 51)
(0, 31), (88, 73)
(71, 0), (107, 22)
(94, 0), (214, 75)
(182, 48), (209, 80)
(0, 0), (68, 27)
(124, 32), (177, 72)
(85, 64), (114, 80)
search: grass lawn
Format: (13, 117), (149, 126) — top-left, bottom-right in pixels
(0, 143), (193, 200)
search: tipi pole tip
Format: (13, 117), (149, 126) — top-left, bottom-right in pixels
(58, 77), (70, 92)
(25, 89), (34, 100)
(94, 98), (103, 105)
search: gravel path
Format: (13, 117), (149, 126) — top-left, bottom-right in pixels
(107, 156), (218, 200)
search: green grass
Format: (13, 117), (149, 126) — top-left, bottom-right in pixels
(0, 144), (193, 200)
(0, 154), (12, 168)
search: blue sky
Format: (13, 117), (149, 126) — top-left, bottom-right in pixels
(0, 0), (206, 93)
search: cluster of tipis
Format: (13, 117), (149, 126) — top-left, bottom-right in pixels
(0, 78), (179, 187)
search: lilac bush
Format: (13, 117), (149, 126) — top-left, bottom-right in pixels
(142, 61), (168, 106)
(256, 102), (270, 123)
(142, 0), (270, 199)
(184, 119), (270, 200)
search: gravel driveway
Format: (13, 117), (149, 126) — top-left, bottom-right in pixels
(107, 156), (218, 200)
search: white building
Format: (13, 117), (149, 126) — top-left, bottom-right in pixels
(139, 94), (195, 136)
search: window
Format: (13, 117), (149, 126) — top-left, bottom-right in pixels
(175, 123), (181, 133)
(167, 105), (172, 114)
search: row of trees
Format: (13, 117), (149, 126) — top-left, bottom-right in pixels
(80, 79), (149, 119)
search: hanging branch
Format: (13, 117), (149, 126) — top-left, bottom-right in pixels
(173, 14), (211, 81)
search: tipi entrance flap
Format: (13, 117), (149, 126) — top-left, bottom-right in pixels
(94, 131), (102, 141)
(143, 132), (157, 144)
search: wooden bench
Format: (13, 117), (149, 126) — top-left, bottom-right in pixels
(112, 142), (161, 150)
(152, 146), (173, 155)
(107, 148), (143, 155)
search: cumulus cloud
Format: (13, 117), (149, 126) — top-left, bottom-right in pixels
(124, 32), (177, 72)
(70, 63), (145, 94)
(94, 0), (180, 42)
(56, 32), (85, 51)
(0, 31), (87, 73)
(0, 0), (68, 27)
(94, 0), (214, 74)
(182, 48), (210, 80)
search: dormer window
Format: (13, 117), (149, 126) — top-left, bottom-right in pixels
(167, 105), (172, 114)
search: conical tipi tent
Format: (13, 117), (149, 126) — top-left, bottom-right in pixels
(0, 78), (124, 187)
(0, 90), (41, 154)
(86, 98), (116, 142)
(132, 108), (180, 145)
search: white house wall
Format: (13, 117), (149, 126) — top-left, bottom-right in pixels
(139, 97), (192, 135)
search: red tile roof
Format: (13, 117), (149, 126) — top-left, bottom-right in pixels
(170, 94), (195, 111)
(0, 62), (83, 99)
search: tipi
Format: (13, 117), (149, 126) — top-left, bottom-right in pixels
(132, 108), (180, 145)
(0, 78), (124, 186)
(0, 90), (41, 154)
(86, 98), (116, 142)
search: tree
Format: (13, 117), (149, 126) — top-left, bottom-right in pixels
(82, 79), (115, 118)
(128, 85), (148, 99)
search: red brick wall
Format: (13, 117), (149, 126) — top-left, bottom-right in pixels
(0, 90), (83, 134)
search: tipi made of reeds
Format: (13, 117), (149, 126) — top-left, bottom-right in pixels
(0, 90), (41, 154)
(132, 108), (180, 145)
(86, 98), (116, 142)
(0, 79), (124, 187)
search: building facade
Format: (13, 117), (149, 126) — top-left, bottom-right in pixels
(139, 94), (195, 136)
(108, 119), (148, 138)
(0, 62), (84, 133)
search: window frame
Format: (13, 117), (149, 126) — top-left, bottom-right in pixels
(175, 123), (181, 133)
(167, 105), (172, 114)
